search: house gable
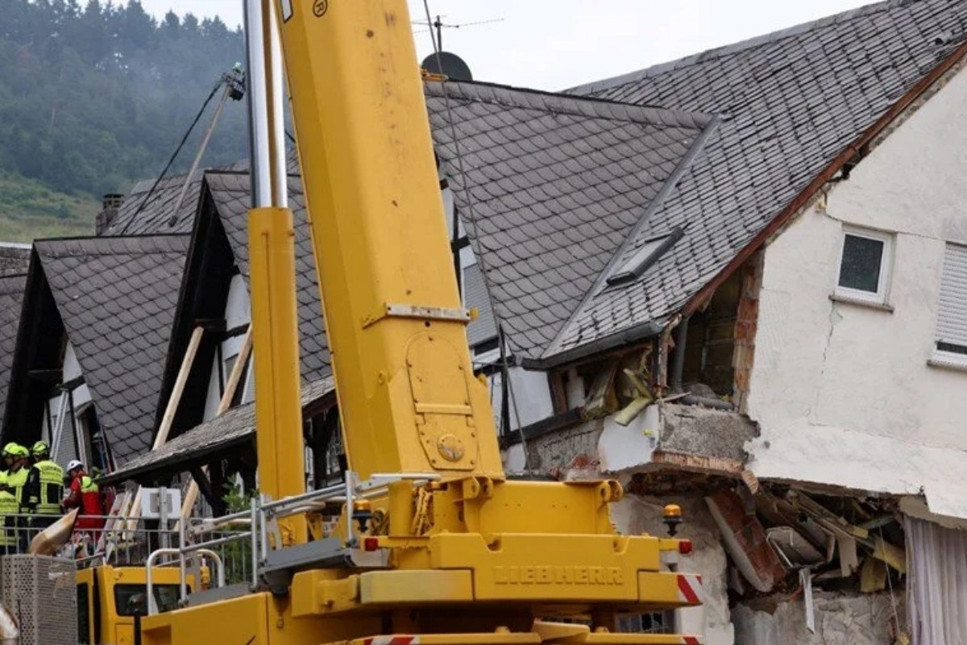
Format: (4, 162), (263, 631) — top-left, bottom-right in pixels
(564, 0), (967, 361)
(747, 62), (967, 518)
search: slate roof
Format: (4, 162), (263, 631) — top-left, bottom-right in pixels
(34, 235), (190, 465)
(552, 0), (967, 357)
(203, 171), (331, 383)
(424, 81), (712, 359)
(0, 275), (26, 417)
(103, 172), (202, 236)
(104, 376), (334, 484)
(0, 245), (30, 276)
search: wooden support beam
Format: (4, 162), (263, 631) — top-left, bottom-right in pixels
(189, 466), (219, 512)
(125, 326), (205, 528)
(178, 326), (253, 525)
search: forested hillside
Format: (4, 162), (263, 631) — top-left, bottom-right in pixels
(0, 0), (247, 239)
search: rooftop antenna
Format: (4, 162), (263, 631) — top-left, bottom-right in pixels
(412, 15), (504, 51)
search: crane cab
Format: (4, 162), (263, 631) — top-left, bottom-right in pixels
(76, 565), (191, 645)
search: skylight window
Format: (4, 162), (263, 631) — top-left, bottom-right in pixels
(606, 228), (683, 286)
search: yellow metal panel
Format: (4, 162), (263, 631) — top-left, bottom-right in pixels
(428, 533), (662, 602)
(637, 571), (703, 607)
(248, 205), (307, 543)
(140, 593), (270, 645)
(358, 570), (474, 604)
(466, 481), (615, 535)
(290, 570), (360, 617)
(533, 621), (704, 644)
(274, 0), (503, 480)
(346, 633), (542, 645)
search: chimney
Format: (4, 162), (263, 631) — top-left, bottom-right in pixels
(96, 194), (124, 235)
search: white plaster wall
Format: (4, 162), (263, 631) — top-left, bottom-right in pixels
(747, 68), (967, 517)
(507, 366), (554, 428)
(612, 495), (735, 645)
(202, 273), (252, 420)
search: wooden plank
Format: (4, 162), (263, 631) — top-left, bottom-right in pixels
(837, 534), (859, 576)
(154, 326), (206, 449)
(178, 327), (253, 525)
(788, 491), (870, 539)
(125, 326), (205, 528)
(872, 535), (906, 573)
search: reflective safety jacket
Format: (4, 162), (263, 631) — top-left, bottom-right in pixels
(24, 460), (64, 515)
(0, 491), (18, 547)
(6, 467), (28, 510)
(65, 473), (104, 530)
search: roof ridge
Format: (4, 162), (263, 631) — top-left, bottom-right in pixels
(539, 116), (721, 361)
(35, 235), (189, 259)
(37, 232), (189, 244)
(426, 79), (712, 129)
(569, 0), (906, 95)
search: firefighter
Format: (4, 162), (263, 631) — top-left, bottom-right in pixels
(2, 444), (30, 550)
(0, 485), (17, 555)
(64, 460), (105, 538)
(23, 441), (63, 534)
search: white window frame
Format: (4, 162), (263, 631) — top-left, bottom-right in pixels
(834, 226), (894, 305)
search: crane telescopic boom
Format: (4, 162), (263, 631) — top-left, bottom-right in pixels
(137, 2), (705, 643)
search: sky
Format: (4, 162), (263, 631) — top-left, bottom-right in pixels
(137, 0), (874, 91)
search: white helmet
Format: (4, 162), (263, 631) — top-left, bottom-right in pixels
(67, 460), (83, 472)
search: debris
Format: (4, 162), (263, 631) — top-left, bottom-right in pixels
(622, 367), (651, 398)
(799, 569), (815, 633)
(859, 557), (887, 593)
(706, 490), (786, 592)
(872, 535), (906, 574)
(788, 491), (869, 540)
(584, 362), (619, 419)
(837, 535), (859, 577)
(613, 395), (651, 427)
(757, 493), (831, 552)
(766, 526), (823, 567)
(741, 469), (760, 495)
(858, 515), (896, 531)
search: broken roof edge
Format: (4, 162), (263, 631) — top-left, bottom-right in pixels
(103, 376), (336, 486)
(99, 429), (252, 486)
(680, 37), (967, 319)
(567, 0), (899, 96)
(425, 78), (713, 130)
(535, 115), (720, 366)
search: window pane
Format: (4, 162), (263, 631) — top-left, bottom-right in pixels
(838, 234), (883, 293)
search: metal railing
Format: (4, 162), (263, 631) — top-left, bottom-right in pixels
(140, 471), (440, 610)
(145, 547), (224, 615)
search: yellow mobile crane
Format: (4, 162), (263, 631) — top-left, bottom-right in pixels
(137, 1), (704, 644)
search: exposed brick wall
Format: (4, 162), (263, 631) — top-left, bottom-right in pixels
(732, 250), (763, 413)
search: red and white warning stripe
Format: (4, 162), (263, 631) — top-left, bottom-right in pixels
(677, 573), (703, 605)
(680, 636), (702, 645)
(363, 637), (420, 645)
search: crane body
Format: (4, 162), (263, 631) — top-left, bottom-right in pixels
(133, 1), (705, 643)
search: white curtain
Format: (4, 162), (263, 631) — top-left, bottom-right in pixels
(905, 516), (967, 645)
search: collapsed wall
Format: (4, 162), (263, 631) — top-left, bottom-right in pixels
(733, 591), (902, 645)
(504, 404), (910, 645)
